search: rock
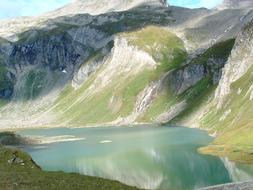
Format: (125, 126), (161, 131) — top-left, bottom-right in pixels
(200, 181), (253, 190)
(8, 156), (24, 164)
(156, 101), (187, 123)
(215, 19), (253, 107)
(169, 64), (205, 95)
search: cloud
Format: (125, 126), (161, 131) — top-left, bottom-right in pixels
(0, 0), (71, 19)
(168, 0), (223, 9)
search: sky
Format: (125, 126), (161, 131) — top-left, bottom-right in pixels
(0, 0), (223, 19)
(169, 0), (223, 9)
(0, 0), (71, 19)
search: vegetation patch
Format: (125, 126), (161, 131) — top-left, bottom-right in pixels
(0, 64), (12, 93)
(122, 26), (186, 69)
(23, 70), (46, 100)
(198, 64), (253, 163)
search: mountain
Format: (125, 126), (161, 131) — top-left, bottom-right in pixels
(48, 0), (168, 17)
(0, 0), (253, 163)
(218, 0), (253, 9)
(0, 0), (167, 41)
(198, 20), (253, 162)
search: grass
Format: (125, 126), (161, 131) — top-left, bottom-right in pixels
(122, 26), (186, 68)
(0, 100), (8, 108)
(138, 91), (179, 122)
(199, 65), (253, 164)
(140, 39), (233, 124)
(160, 39), (253, 164)
(171, 77), (216, 124)
(167, 38), (235, 125)
(0, 64), (12, 92)
(0, 133), (139, 190)
(17, 23), (78, 44)
(23, 70), (46, 100)
(93, 8), (172, 35)
(188, 39), (235, 71)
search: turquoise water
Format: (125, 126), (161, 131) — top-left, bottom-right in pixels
(18, 126), (253, 190)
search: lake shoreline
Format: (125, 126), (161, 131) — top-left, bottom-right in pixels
(0, 132), (140, 190)
(2, 124), (253, 168)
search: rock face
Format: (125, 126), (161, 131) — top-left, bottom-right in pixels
(215, 19), (253, 107)
(218, 0), (253, 9)
(169, 64), (206, 95)
(0, 4), (172, 99)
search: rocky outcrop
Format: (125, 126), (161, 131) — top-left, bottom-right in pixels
(215, 20), (253, 107)
(135, 82), (160, 113)
(89, 37), (157, 92)
(156, 101), (187, 123)
(72, 50), (109, 89)
(169, 64), (206, 95)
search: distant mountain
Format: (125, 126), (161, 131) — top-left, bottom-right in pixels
(0, 0), (167, 41)
(47, 0), (168, 17)
(218, 0), (253, 9)
(0, 0), (253, 164)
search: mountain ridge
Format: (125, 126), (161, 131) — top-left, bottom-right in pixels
(48, 0), (168, 17)
(218, 0), (253, 10)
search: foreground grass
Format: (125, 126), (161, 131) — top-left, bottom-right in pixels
(0, 133), (139, 190)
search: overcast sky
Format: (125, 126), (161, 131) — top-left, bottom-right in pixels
(0, 0), (223, 19)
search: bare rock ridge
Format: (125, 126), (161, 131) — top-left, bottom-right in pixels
(0, 0), (168, 41)
(218, 0), (253, 9)
(48, 0), (168, 17)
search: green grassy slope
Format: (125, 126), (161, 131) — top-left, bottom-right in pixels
(163, 38), (253, 163)
(53, 26), (186, 126)
(170, 39), (235, 123)
(0, 64), (12, 93)
(199, 65), (253, 164)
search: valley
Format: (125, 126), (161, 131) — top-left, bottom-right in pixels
(0, 0), (253, 189)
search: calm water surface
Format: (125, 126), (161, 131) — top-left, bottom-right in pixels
(18, 126), (253, 190)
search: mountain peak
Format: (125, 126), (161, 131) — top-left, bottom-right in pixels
(218, 0), (253, 9)
(49, 0), (168, 17)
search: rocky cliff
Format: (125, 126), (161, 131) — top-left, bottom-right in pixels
(196, 19), (253, 163)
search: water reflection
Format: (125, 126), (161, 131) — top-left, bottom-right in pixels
(19, 126), (253, 190)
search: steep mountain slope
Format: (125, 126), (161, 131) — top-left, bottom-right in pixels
(0, 3), (174, 128)
(172, 19), (253, 163)
(198, 20), (253, 163)
(0, 0), (252, 163)
(53, 26), (186, 126)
